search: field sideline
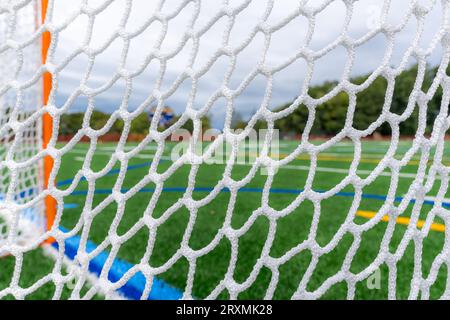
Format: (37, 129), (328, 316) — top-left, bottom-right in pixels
(0, 139), (448, 299)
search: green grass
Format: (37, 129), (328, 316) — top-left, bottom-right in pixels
(1, 139), (449, 299)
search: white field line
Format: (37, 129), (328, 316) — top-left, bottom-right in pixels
(278, 149), (449, 161)
(70, 146), (450, 161)
(72, 152), (169, 161)
(97, 145), (158, 151)
(135, 154), (155, 159)
(69, 149), (111, 155)
(424, 196), (450, 202)
(318, 151), (450, 161)
(68, 149), (426, 180)
(313, 152), (389, 159)
(401, 194), (450, 203)
(69, 149), (157, 158)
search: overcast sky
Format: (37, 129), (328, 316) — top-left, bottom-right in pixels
(50, 0), (445, 128)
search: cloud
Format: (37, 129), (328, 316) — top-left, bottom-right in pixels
(51, 0), (445, 128)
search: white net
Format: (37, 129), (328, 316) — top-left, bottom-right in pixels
(0, 0), (449, 300)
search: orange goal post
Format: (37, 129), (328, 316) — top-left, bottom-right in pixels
(41, 0), (56, 243)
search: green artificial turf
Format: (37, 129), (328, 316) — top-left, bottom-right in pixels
(0, 139), (448, 299)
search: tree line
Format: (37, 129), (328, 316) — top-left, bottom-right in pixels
(60, 64), (445, 137)
(235, 64), (445, 136)
(59, 110), (211, 136)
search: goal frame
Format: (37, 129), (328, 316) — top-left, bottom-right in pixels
(41, 0), (56, 243)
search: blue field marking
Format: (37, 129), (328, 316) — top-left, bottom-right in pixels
(63, 203), (79, 209)
(67, 186), (450, 209)
(56, 160), (168, 188)
(54, 159), (450, 209)
(53, 227), (183, 300)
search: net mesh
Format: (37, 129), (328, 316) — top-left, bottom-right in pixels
(0, 0), (449, 300)
(0, 0), (44, 252)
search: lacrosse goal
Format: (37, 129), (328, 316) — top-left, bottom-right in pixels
(0, 0), (449, 300)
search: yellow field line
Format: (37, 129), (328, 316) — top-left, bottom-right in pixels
(278, 153), (435, 166)
(356, 210), (445, 233)
(245, 151), (426, 166)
